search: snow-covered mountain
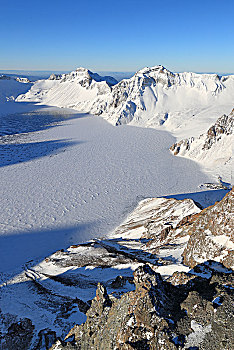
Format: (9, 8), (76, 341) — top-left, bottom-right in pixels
(0, 74), (33, 117)
(17, 67), (117, 109)
(17, 65), (234, 137)
(16, 65), (234, 182)
(170, 109), (234, 181)
(0, 74), (31, 103)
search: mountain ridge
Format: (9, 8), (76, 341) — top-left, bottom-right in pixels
(16, 65), (234, 136)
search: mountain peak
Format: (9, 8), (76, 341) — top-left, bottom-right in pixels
(136, 65), (172, 76)
(48, 68), (117, 86)
(75, 67), (90, 72)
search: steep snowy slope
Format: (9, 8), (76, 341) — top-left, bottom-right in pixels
(90, 66), (234, 134)
(170, 109), (234, 181)
(17, 68), (117, 110)
(17, 65), (234, 138)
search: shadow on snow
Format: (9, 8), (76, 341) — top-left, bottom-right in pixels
(0, 139), (82, 167)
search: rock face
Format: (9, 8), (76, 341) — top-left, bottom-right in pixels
(182, 188), (234, 269)
(170, 109), (234, 155)
(47, 68), (118, 87)
(49, 189), (233, 350)
(0, 318), (35, 350)
(50, 263), (234, 350)
(170, 109), (234, 181)
(111, 196), (201, 240)
(89, 66), (233, 128)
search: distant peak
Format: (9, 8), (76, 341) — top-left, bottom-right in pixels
(75, 67), (90, 73)
(136, 65), (172, 76)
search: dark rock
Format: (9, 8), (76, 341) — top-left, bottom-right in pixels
(51, 262), (233, 350)
(0, 318), (34, 350)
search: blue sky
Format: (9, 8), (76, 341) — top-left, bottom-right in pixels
(1, 0), (234, 72)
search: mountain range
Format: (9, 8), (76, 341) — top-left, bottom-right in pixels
(16, 65), (234, 181)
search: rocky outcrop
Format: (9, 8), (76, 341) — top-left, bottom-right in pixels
(0, 318), (35, 350)
(203, 110), (233, 150)
(0, 75), (11, 80)
(111, 196), (201, 240)
(170, 109), (233, 155)
(182, 188), (234, 269)
(50, 262), (234, 350)
(0, 75), (32, 104)
(16, 77), (31, 83)
(170, 109), (234, 181)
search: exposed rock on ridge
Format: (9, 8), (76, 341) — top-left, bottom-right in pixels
(51, 263), (234, 350)
(170, 109), (234, 183)
(182, 187), (234, 269)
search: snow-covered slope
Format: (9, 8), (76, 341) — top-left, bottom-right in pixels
(110, 197), (201, 240)
(170, 109), (234, 181)
(90, 66), (234, 133)
(0, 75), (31, 103)
(17, 65), (234, 138)
(1, 189), (232, 349)
(0, 75), (32, 117)
(17, 68), (117, 110)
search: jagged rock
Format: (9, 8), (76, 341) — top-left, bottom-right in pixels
(203, 111), (233, 150)
(110, 275), (133, 288)
(0, 318), (34, 350)
(111, 196), (201, 241)
(167, 271), (197, 286)
(50, 263), (234, 350)
(170, 109), (234, 179)
(0, 75), (11, 80)
(16, 77), (31, 83)
(48, 74), (62, 80)
(182, 188), (234, 269)
(34, 329), (57, 350)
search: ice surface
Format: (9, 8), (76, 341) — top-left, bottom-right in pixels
(0, 107), (213, 275)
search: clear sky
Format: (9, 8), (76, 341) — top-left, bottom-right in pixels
(1, 0), (234, 73)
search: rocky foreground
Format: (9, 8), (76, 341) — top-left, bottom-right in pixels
(0, 189), (233, 349)
(52, 263), (233, 350)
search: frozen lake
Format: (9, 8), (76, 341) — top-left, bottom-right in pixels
(0, 107), (212, 273)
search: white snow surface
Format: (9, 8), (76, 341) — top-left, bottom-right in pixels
(0, 185), (203, 338)
(0, 76), (33, 116)
(0, 106), (216, 276)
